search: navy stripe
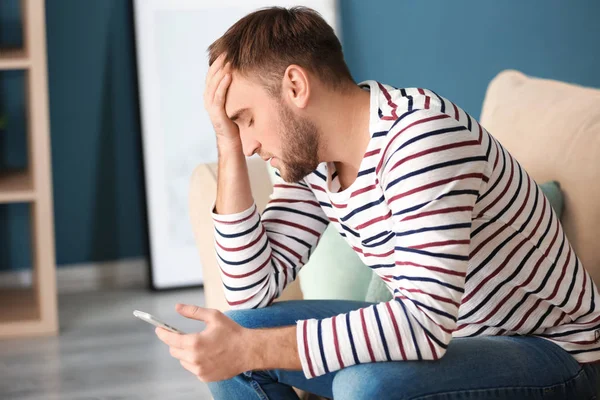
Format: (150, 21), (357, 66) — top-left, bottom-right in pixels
(263, 205), (329, 225)
(430, 89), (446, 113)
(396, 222), (472, 237)
(317, 320), (330, 374)
(373, 306), (392, 361)
(346, 314), (360, 364)
(215, 219), (260, 239)
(222, 274), (268, 292)
(266, 229), (311, 250)
(396, 246), (469, 261)
(396, 292), (457, 321)
(568, 347), (600, 355)
(319, 201), (332, 208)
(491, 234), (566, 328)
(217, 241), (268, 266)
(391, 275), (464, 293)
(272, 249), (296, 271)
(370, 263), (396, 269)
(362, 231), (394, 248)
(357, 167), (375, 177)
(393, 189), (479, 217)
(341, 195), (385, 222)
(313, 170), (327, 181)
(383, 125), (466, 172)
(373, 130), (388, 138)
(396, 298), (449, 349)
(398, 300), (422, 360)
(385, 155), (487, 192)
(541, 323), (600, 339)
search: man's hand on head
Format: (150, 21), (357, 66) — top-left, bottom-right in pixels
(203, 53), (242, 154)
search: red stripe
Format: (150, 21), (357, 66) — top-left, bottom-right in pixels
(409, 239), (470, 250)
(425, 334), (438, 360)
(352, 246), (394, 258)
(377, 82), (398, 120)
(376, 114), (450, 174)
(330, 200), (348, 209)
(332, 316), (345, 369)
(417, 88), (425, 95)
(476, 153), (516, 218)
(365, 149), (381, 157)
(351, 184), (378, 198)
(269, 198), (320, 207)
(273, 183), (311, 192)
(401, 206), (473, 222)
(388, 173), (486, 205)
(387, 139), (481, 174)
(302, 321), (316, 378)
(309, 184), (326, 193)
(213, 206), (257, 225)
(355, 211), (391, 230)
(262, 218), (320, 237)
(226, 279), (269, 306)
(396, 288), (460, 308)
(360, 308), (376, 362)
(424, 96), (430, 109)
(395, 295), (456, 334)
(570, 271), (588, 316)
(452, 102), (459, 121)
(461, 236), (529, 304)
(270, 238), (302, 261)
(220, 257), (270, 279)
(395, 260), (466, 278)
(385, 302), (406, 360)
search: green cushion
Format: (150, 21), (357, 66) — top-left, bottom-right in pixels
(539, 180), (564, 219)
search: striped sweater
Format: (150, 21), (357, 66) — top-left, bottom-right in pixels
(211, 80), (600, 379)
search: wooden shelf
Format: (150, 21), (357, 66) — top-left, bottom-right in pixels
(0, 288), (57, 338)
(0, 170), (35, 204)
(0, 49), (30, 70)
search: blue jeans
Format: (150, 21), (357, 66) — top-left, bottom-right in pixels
(208, 300), (600, 399)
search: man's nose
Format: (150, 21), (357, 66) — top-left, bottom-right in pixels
(241, 137), (260, 157)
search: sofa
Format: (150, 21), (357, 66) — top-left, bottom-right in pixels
(189, 70), (600, 395)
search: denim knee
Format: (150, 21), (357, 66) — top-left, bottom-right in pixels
(332, 364), (392, 400)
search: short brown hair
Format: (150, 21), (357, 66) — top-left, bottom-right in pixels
(208, 6), (355, 95)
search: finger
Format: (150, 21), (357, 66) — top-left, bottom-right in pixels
(169, 346), (197, 364)
(155, 327), (185, 349)
(206, 62), (231, 101)
(176, 303), (219, 322)
(212, 73), (232, 108)
(206, 53), (228, 86)
(180, 359), (201, 378)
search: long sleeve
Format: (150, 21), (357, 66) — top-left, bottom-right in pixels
(296, 110), (490, 378)
(212, 171), (329, 310)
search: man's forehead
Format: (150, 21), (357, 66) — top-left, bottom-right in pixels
(224, 74), (252, 118)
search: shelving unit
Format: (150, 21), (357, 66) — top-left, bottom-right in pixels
(0, 0), (57, 338)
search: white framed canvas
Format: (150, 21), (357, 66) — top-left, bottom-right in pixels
(134, 0), (339, 289)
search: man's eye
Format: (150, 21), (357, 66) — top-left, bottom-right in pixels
(248, 118), (254, 127)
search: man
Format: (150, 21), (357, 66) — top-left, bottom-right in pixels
(155, 6), (600, 399)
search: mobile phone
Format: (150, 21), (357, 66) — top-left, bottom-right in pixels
(133, 310), (186, 334)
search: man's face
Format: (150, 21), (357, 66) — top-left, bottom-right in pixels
(224, 72), (320, 183)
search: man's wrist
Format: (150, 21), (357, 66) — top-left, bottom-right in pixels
(246, 325), (301, 371)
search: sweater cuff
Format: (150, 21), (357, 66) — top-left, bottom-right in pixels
(211, 202), (258, 230)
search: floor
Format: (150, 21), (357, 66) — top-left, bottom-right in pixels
(0, 287), (214, 400)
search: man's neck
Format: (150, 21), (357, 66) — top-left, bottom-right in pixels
(315, 84), (372, 175)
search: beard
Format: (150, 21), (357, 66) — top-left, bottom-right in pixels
(276, 103), (321, 183)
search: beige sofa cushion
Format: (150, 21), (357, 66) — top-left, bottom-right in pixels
(480, 70), (600, 284)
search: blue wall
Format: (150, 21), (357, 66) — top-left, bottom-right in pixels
(339, 0), (600, 118)
(1, 1), (599, 271)
(0, 0), (147, 271)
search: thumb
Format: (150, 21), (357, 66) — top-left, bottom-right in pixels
(175, 303), (215, 322)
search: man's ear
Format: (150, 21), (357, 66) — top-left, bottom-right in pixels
(282, 65), (310, 109)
